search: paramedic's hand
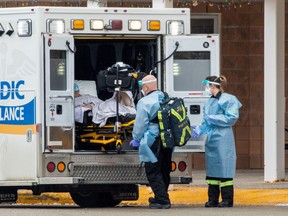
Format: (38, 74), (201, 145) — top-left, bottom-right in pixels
(130, 140), (140, 147)
(192, 131), (199, 138)
(83, 104), (93, 109)
(192, 127), (200, 138)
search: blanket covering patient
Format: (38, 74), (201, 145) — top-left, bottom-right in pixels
(74, 83), (136, 126)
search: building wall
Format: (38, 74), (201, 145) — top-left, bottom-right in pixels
(190, 2), (288, 170)
(2, 1), (287, 169)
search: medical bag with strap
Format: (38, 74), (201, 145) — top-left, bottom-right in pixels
(97, 63), (146, 93)
(157, 92), (192, 148)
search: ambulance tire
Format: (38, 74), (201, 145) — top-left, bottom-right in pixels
(70, 191), (121, 208)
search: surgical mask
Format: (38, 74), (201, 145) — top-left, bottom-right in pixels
(205, 87), (212, 96)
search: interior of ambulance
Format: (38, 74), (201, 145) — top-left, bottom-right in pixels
(73, 37), (158, 152)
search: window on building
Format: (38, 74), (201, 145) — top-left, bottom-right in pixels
(190, 13), (221, 34)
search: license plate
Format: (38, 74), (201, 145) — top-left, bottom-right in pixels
(0, 190), (17, 203)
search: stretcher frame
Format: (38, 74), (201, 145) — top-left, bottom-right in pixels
(76, 119), (135, 153)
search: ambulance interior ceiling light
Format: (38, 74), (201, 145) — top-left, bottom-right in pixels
(17, 19), (32, 37)
(0, 24), (4, 36)
(128, 20), (142, 31)
(167, 20), (184, 35)
(173, 63), (180, 76)
(90, 19), (104, 30)
(46, 19), (65, 34)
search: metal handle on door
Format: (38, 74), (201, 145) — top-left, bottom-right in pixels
(49, 95), (73, 100)
(63, 127), (73, 131)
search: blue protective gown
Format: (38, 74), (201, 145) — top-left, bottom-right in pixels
(194, 92), (242, 178)
(132, 90), (165, 163)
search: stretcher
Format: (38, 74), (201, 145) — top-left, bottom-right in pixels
(75, 117), (134, 153)
(74, 80), (136, 153)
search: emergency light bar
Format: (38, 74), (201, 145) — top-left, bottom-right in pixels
(45, 18), (183, 34)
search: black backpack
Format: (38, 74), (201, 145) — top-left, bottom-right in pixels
(158, 92), (192, 148)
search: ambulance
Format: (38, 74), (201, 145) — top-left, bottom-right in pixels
(0, 4), (219, 207)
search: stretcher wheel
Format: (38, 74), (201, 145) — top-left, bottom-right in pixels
(116, 142), (122, 154)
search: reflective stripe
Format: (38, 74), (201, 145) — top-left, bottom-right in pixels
(207, 180), (220, 185)
(157, 112), (165, 130)
(180, 125), (192, 145)
(170, 103), (186, 122)
(220, 180), (234, 187)
(171, 109), (183, 121)
(159, 122), (164, 130)
(160, 133), (167, 148)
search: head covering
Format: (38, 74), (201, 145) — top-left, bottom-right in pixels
(74, 83), (79, 91)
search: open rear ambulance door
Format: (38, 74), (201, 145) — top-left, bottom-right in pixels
(163, 35), (220, 152)
(43, 34), (75, 152)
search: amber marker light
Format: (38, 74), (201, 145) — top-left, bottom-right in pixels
(171, 161), (177, 172)
(57, 162), (66, 172)
(71, 19), (84, 30)
(148, 20), (160, 31)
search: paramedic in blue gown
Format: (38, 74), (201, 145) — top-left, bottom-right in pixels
(193, 75), (242, 208)
(130, 75), (172, 209)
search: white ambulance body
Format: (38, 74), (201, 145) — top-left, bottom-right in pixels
(0, 6), (219, 207)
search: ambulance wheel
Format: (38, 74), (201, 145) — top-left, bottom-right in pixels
(70, 191), (121, 208)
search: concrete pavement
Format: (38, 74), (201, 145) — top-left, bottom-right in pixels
(15, 169), (288, 206)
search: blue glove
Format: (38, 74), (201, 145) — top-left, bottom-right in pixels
(192, 131), (199, 138)
(130, 139), (140, 147)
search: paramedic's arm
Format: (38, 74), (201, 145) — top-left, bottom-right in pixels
(194, 105), (208, 136)
(205, 97), (241, 127)
(132, 101), (149, 141)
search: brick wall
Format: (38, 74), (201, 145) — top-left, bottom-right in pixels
(3, 1), (287, 169)
(191, 2), (288, 169)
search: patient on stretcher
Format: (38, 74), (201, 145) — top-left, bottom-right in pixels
(93, 91), (136, 127)
(74, 81), (136, 127)
(74, 83), (103, 123)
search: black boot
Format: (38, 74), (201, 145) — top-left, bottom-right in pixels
(205, 185), (220, 207)
(218, 186), (234, 207)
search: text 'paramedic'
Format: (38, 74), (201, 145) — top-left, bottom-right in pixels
(0, 80), (25, 100)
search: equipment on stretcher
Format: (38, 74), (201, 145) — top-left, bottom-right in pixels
(75, 63), (141, 153)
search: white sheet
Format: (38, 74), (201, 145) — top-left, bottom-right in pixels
(75, 80), (136, 126)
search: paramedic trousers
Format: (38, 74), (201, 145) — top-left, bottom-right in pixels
(144, 138), (173, 205)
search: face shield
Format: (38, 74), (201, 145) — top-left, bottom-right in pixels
(202, 79), (220, 86)
(138, 79), (157, 88)
(202, 79), (220, 96)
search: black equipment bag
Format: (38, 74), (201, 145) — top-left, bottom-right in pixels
(158, 92), (192, 148)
